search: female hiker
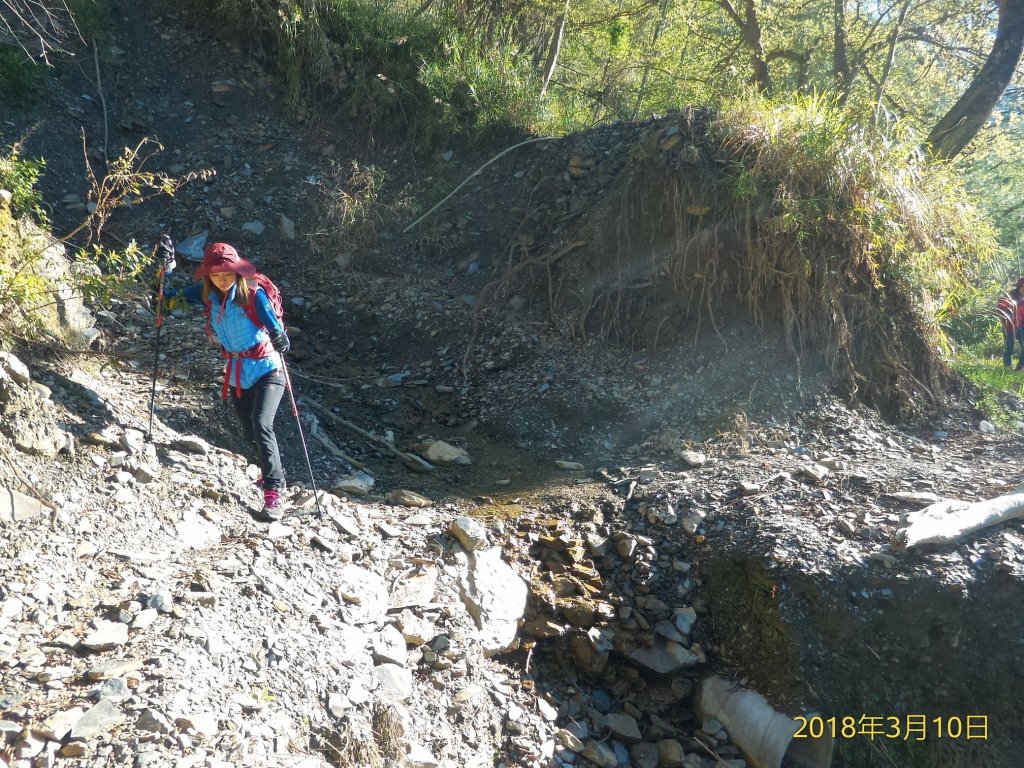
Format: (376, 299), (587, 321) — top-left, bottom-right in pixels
(997, 277), (1024, 371)
(160, 238), (291, 521)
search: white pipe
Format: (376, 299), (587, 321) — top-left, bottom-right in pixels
(698, 677), (833, 768)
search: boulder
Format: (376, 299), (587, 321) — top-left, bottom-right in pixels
(459, 548), (528, 656)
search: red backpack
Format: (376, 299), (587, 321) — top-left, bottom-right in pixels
(998, 295), (1017, 333)
(244, 273), (285, 331)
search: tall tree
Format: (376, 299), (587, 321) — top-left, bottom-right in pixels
(833, 0), (852, 102)
(926, 0), (1024, 159)
(540, 0), (572, 97)
(719, 0), (773, 94)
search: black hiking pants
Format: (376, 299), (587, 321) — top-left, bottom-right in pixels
(1004, 328), (1024, 369)
(230, 369), (286, 491)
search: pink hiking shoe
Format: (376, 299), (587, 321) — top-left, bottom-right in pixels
(254, 488), (284, 522)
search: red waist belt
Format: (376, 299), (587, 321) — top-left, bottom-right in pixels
(221, 340), (272, 400)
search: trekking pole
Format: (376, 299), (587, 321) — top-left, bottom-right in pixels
(147, 237), (175, 441)
(279, 356), (324, 518)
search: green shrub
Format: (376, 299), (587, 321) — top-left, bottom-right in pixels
(0, 145), (47, 223)
(199, 0), (542, 143)
(0, 45), (45, 104)
(708, 93), (1003, 407)
(0, 205), (52, 342)
(419, 29), (542, 139)
(66, 0), (114, 40)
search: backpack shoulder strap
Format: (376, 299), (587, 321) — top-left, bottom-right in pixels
(244, 282), (270, 329)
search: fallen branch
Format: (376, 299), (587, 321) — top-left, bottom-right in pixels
(305, 411), (367, 471)
(300, 398), (434, 474)
(892, 484), (1024, 551)
(402, 136), (559, 233)
(0, 441), (56, 514)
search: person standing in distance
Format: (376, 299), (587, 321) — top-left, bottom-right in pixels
(997, 277), (1024, 371)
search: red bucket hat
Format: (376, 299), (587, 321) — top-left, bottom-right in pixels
(193, 242), (256, 280)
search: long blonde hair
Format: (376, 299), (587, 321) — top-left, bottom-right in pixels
(202, 274), (251, 307)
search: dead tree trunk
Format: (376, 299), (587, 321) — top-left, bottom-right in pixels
(540, 0), (571, 99)
(892, 485), (1024, 550)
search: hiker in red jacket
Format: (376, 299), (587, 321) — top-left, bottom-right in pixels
(998, 277), (1024, 371)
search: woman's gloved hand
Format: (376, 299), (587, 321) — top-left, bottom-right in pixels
(269, 329), (291, 354)
(157, 234), (176, 276)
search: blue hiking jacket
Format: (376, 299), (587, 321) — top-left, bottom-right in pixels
(172, 282), (284, 390)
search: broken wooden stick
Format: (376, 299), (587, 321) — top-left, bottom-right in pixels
(892, 484), (1024, 551)
(305, 412), (367, 471)
(300, 398), (434, 474)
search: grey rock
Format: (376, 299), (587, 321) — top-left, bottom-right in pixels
(585, 533), (607, 557)
(4, 230), (96, 348)
(615, 536), (638, 559)
(120, 429), (146, 455)
(372, 624), (407, 666)
(147, 590), (173, 614)
(136, 708), (173, 734)
(450, 516), (487, 552)
(417, 440), (471, 466)
(458, 548), (527, 656)
(569, 629), (610, 677)
(135, 750), (164, 767)
(628, 639), (699, 676)
(132, 608), (158, 629)
(800, 464), (830, 482)
(681, 511), (705, 536)
(604, 713), (642, 743)
(169, 435), (209, 454)
(657, 739), (686, 768)
(375, 663), (413, 700)
(0, 352), (30, 385)
(70, 700), (125, 740)
(81, 621), (129, 651)
(96, 678), (129, 702)
(630, 742), (660, 768)
(0, 484), (47, 523)
(679, 450), (706, 468)
(654, 619), (684, 643)
(86, 659), (142, 681)
(389, 566), (437, 609)
(14, 732), (45, 759)
(332, 471), (374, 496)
(581, 740), (618, 768)
(175, 712), (218, 736)
(278, 213), (296, 240)
(336, 564), (389, 625)
(555, 460), (584, 470)
(674, 607), (697, 635)
(33, 706), (84, 740)
(396, 610), (434, 646)
(388, 489), (432, 508)
(406, 743), (440, 768)
(242, 220), (266, 235)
